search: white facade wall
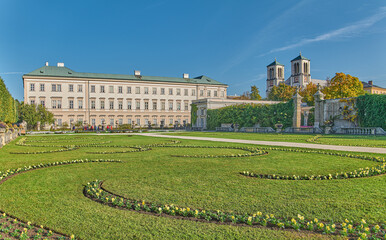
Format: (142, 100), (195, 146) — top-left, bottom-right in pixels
(24, 76), (227, 128)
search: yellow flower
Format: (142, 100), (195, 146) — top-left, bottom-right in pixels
(361, 219), (366, 224)
(142, 200), (145, 205)
(257, 211), (262, 216)
(345, 219), (349, 223)
(314, 218), (318, 223)
(27, 221), (31, 226)
(40, 225), (44, 229)
(23, 228), (27, 232)
(297, 214), (304, 220)
(365, 227), (370, 232)
(231, 216), (235, 220)
(348, 224), (353, 230)
(342, 222), (346, 227)
(270, 214), (274, 218)
(248, 217), (252, 222)
(291, 218), (297, 224)
(319, 223), (324, 228)
(374, 224), (380, 230)
(342, 228), (347, 232)
(70, 235), (75, 239)
(331, 224), (335, 229)
(187, 207), (190, 212)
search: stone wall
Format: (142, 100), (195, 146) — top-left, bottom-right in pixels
(313, 86), (355, 130)
(0, 129), (21, 148)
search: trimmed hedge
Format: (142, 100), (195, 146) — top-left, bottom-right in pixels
(206, 100), (293, 130)
(0, 77), (17, 123)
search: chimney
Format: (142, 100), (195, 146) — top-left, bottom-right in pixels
(57, 62), (64, 67)
(134, 70), (141, 76)
(183, 73), (189, 79)
(45, 62), (49, 66)
(368, 80), (373, 85)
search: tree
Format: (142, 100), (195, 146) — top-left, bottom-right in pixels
(20, 104), (39, 129)
(323, 73), (365, 99)
(19, 103), (54, 130)
(267, 83), (296, 101)
(250, 85), (262, 100)
(300, 82), (317, 106)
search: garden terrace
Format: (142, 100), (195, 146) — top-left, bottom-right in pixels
(0, 134), (384, 239)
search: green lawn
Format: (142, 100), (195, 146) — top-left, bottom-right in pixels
(161, 131), (386, 147)
(0, 134), (384, 239)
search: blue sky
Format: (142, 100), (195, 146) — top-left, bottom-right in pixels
(1, 0), (386, 100)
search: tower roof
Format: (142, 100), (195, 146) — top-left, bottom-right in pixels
(291, 52), (310, 62)
(267, 59), (284, 67)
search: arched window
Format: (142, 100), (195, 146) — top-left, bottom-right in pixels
(304, 62), (308, 74)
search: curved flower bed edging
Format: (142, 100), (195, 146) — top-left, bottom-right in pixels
(16, 137), (112, 148)
(0, 159), (121, 240)
(84, 180), (385, 240)
(86, 147), (151, 154)
(306, 135), (386, 148)
(160, 145), (267, 158)
(241, 146), (386, 180)
(10, 146), (79, 154)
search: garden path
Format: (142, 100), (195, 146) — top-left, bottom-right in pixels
(135, 133), (386, 154)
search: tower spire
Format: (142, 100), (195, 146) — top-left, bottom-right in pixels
(299, 51), (302, 56)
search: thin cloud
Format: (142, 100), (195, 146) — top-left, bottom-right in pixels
(261, 7), (386, 56)
(0, 72), (23, 75)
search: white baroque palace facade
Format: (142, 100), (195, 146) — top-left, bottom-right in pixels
(266, 53), (327, 93)
(23, 62), (228, 128)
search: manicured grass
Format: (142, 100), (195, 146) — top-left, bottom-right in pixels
(0, 135), (384, 239)
(161, 131), (386, 147)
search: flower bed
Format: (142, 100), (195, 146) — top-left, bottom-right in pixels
(241, 146), (385, 180)
(163, 145), (267, 158)
(85, 180), (385, 239)
(0, 158), (121, 239)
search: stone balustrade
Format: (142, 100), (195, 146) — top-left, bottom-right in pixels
(239, 127), (275, 133)
(0, 129), (22, 148)
(335, 127), (385, 135)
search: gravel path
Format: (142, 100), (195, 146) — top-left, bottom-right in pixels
(135, 133), (386, 154)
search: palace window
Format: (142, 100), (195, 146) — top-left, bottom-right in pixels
(135, 87), (140, 94)
(152, 88), (157, 94)
(91, 100), (96, 109)
(69, 100), (74, 109)
(144, 101), (149, 110)
(127, 86), (132, 94)
(91, 85), (95, 93)
(109, 86), (114, 93)
(109, 101), (114, 110)
(118, 101), (123, 110)
(40, 84), (45, 92)
(127, 100), (132, 110)
(161, 88), (165, 95)
(69, 84), (74, 92)
(78, 85), (83, 92)
(100, 100), (105, 109)
(100, 86), (105, 93)
(118, 86), (123, 94)
(30, 83), (35, 91)
(78, 100), (83, 109)
(144, 87), (149, 94)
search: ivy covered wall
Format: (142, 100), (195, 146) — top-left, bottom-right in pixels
(356, 94), (386, 129)
(206, 100), (293, 130)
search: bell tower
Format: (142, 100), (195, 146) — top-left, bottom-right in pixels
(266, 58), (285, 93)
(290, 52), (311, 87)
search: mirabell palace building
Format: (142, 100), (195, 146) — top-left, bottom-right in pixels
(266, 53), (327, 93)
(23, 62), (228, 127)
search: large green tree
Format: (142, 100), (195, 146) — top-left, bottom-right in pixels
(20, 103), (54, 130)
(323, 73), (365, 99)
(267, 83), (296, 101)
